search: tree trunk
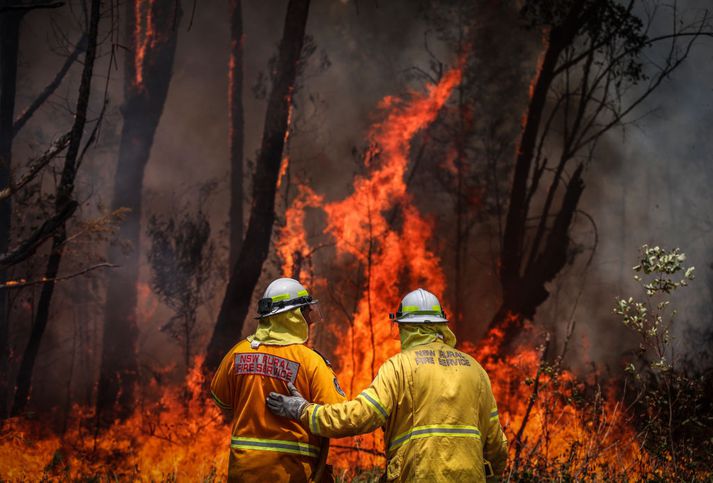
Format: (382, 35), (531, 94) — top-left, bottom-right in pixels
(96, 0), (181, 425)
(486, 6), (593, 346)
(491, 164), (585, 345)
(0, 7), (21, 419)
(205, 0), (311, 373)
(11, 0), (101, 416)
(490, 15), (582, 338)
(228, 0), (245, 268)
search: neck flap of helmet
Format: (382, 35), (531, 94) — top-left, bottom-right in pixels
(398, 323), (456, 351)
(248, 308), (309, 347)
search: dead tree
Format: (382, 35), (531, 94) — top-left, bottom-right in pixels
(11, 0), (101, 416)
(490, 0), (712, 345)
(0, 5), (22, 418)
(228, 0), (245, 268)
(0, 1), (83, 418)
(96, 0), (181, 425)
(205, 0), (312, 372)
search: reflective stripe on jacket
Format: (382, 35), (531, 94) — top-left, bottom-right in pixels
(301, 340), (508, 482)
(211, 337), (346, 482)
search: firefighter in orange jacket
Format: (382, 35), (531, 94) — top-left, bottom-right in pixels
(267, 288), (508, 482)
(211, 278), (346, 482)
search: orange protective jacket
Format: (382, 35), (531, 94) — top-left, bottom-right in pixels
(211, 314), (346, 482)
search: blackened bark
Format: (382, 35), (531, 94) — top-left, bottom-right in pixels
(491, 10), (583, 336)
(0, 8), (21, 418)
(228, 0), (244, 268)
(493, 165), (585, 344)
(96, 0), (181, 425)
(11, 0), (101, 416)
(499, 34), (563, 296)
(205, 0), (311, 372)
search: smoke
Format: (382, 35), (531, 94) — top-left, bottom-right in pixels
(11, 0), (713, 415)
(551, 0), (713, 368)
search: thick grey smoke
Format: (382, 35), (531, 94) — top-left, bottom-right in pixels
(11, 0), (713, 411)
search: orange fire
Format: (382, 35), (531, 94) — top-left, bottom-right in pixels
(0, 356), (228, 480)
(461, 321), (653, 480)
(133, 0), (156, 90)
(2, 47), (703, 480)
(273, 65), (463, 469)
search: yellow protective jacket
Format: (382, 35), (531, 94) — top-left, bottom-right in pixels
(301, 339), (508, 482)
(211, 309), (346, 482)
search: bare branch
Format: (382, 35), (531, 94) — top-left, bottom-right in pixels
(0, 200), (78, 270)
(0, 263), (116, 289)
(0, 133), (70, 201)
(12, 34), (87, 137)
(0, 1), (63, 13)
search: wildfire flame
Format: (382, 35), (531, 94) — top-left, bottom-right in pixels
(274, 64), (463, 468)
(1, 48), (703, 481)
(0, 357), (229, 480)
(133, 1), (155, 90)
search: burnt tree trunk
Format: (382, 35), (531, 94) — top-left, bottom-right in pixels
(228, 0), (245, 268)
(0, 7), (21, 418)
(205, 0), (311, 372)
(96, 0), (181, 425)
(11, 0), (101, 416)
(489, 10), (584, 342)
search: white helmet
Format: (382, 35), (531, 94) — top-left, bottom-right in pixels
(389, 288), (448, 323)
(256, 277), (318, 319)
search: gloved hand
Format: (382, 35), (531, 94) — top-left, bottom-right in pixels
(267, 382), (308, 420)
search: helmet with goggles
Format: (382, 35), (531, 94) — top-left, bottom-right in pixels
(389, 288), (448, 323)
(256, 278), (318, 319)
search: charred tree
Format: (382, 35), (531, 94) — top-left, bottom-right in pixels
(228, 0), (244, 268)
(493, 5), (583, 342)
(417, 0), (534, 343)
(0, 5), (21, 418)
(11, 0), (101, 416)
(96, 0), (181, 424)
(205, 0), (311, 372)
(490, 0), (711, 345)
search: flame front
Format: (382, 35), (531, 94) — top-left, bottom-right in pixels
(0, 357), (229, 480)
(1, 50), (703, 480)
(273, 65), (462, 468)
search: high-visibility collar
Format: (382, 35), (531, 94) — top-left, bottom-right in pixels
(398, 323), (456, 351)
(247, 308), (308, 347)
(230, 436), (319, 458)
(388, 424), (481, 454)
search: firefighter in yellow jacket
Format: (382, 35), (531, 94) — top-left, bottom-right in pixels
(267, 288), (508, 482)
(211, 278), (346, 482)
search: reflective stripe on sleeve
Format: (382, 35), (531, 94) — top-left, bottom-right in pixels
(210, 391), (231, 410)
(309, 404), (321, 434)
(489, 409), (499, 422)
(388, 424), (481, 454)
(358, 389), (388, 420)
(230, 437), (319, 458)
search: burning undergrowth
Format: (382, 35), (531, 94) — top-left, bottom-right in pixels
(0, 356), (228, 480)
(1, 57), (711, 482)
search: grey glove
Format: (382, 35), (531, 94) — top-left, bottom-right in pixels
(267, 382), (308, 420)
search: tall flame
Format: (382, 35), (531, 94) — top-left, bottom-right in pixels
(275, 65), (463, 467)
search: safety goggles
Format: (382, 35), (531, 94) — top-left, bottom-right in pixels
(257, 295), (314, 316)
(389, 304), (447, 320)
